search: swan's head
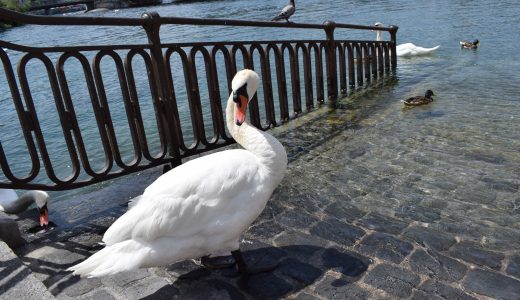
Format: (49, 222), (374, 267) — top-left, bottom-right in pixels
(425, 90), (435, 98)
(27, 191), (49, 227)
(231, 69), (260, 126)
(373, 22), (383, 41)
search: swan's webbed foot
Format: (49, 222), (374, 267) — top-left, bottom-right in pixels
(200, 255), (236, 269)
(231, 250), (278, 276)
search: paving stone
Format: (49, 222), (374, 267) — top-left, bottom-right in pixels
(278, 258), (322, 285)
(60, 276), (102, 297)
(402, 226), (456, 251)
(324, 200), (366, 223)
(395, 204), (441, 223)
(75, 289), (116, 300)
(314, 275), (371, 300)
(462, 268), (520, 300)
(167, 279), (244, 300)
(321, 248), (369, 279)
(246, 220), (284, 241)
(310, 218), (365, 246)
(355, 232), (413, 264)
(120, 276), (171, 300)
(294, 292), (321, 300)
(363, 264), (420, 298)
(506, 255), (520, 279)
(449, 242), (504, 270)
(409, 249), (467, 281)
(276, 208), (319, 230)
(102, 268), (150, 287)
(356, 212), (409, 235)
(480, 176), (518, 193)
(237, 272), (295, 298)
(414, 280), (477, 300)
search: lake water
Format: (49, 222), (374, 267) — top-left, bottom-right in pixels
(0, 0), (519, 205)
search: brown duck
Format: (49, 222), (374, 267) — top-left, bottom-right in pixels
(460, 39), (479, 49)
(403, 90), (435, 106)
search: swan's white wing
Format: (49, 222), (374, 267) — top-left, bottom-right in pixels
(103, 149), (264, 246)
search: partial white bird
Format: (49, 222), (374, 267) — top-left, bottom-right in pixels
(374, 22), (440, 57)
(272, 0), (295, 22)
(68, 69), (288, 278)
(0, 189), (50, 227)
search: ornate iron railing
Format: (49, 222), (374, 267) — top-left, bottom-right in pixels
(0, 8), (398, 190)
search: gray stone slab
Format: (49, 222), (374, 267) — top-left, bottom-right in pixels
(356, 212), (409, 235)
(449, 242), (504, 270)
(402, 226), (456, 251)
(314, 275), (371, 300)
(0, 215), (25, 249)
(363, 264), (421, 298)
(0, 240), (55, 299)
(354, 232), (413, 264)
(506, 254), (520, 279)
(310, 218), (365, 246)
(409, 249), (467, 282)
(415, 280), (477, 300)
(462, 268), (520, 300)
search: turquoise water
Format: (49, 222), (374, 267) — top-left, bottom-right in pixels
(0, 0), (519, 203)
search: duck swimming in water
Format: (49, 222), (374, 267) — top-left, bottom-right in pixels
(403, 90), (435, 106)
(460, 39), (479, 49)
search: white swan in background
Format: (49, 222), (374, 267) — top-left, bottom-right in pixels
(272, 0), (295, 22)
(374, 22), (440, 57)
(68, 69), (288, 278)
(0, 189), (50, 227)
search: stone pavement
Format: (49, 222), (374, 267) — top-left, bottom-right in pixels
(1, 85), (520, 299)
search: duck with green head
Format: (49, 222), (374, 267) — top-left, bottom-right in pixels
(403, 90), (435, 106)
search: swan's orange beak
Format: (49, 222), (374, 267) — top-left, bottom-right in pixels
(235, 95), (248, 126)
(39, 204), (49, 227)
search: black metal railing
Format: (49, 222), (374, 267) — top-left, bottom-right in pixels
(0, 8), (398, 190)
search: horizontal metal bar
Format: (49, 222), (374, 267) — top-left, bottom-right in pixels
(0, 8), (395, 32)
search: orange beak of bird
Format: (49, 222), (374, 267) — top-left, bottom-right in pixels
(233, 85), (248, 126)
(39, 204), (49, 227)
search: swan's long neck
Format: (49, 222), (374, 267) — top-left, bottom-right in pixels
(0, 193), (33, 214)
(376, 30), (382, 41)
(226, 96), (287, 184)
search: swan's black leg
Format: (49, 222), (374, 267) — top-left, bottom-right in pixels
(231, 249), (278, 276)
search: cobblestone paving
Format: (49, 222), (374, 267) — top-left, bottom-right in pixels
(9, 87), (520, 299)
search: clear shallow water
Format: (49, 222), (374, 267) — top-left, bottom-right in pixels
(0, 0), (519, 205)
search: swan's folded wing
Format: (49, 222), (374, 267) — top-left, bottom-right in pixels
(102, 149), (262, 245)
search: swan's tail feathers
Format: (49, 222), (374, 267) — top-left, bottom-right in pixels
(271, 15), (284, 21)
(67, 240), (145, 278)
(127, 194), (143, 209)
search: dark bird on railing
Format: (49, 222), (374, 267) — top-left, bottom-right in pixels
(67, 70), (288, 278)
(272, 0), (295, 22)
(0, 189), (50, 227)
(460, 39), (479, 49)
(402, 90), (435, 106)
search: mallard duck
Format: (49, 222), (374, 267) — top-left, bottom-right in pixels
(403, 90), (435, 106)
(460, 39), (479, 49)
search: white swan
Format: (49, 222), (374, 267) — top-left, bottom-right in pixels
(0, 189), (50, 227)
(68, 69), (288, 278)
(374, 22), (440, 57)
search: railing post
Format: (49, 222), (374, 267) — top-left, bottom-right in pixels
(389, 25), (399, 70)
(323, 20), (337, 101)
(141, 12), (182, 170)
